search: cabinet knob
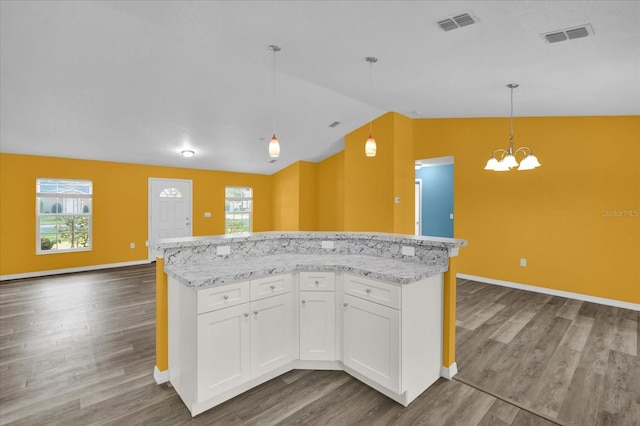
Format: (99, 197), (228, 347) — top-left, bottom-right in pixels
(223, 295), (229, 300)
(244, 312), (249, 317)
(343, 303), (348, 307)
(270, 285), (275, 290)
(253, 310), (259, 315)
(314, 280), (319, 285)
(301, 300), (306, 305)
(365, 288), (372, 294)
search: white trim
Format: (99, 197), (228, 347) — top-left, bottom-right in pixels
(458, 274), (640, 312)
(0, 259), (152, 281)
(154, 366), (170, 384)
(448, 247), (459, 257)
(440, 362), (457, 380)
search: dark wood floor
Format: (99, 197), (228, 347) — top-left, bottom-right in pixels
(0, 265), (636, 425)
(455, 279), (639, 426)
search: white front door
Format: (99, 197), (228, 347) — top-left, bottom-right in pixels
(149, 178), (193, 258)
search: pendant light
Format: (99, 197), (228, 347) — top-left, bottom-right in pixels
(484, 84), (541, 171)
(365, 57), (378, 157)
(268, 45), (281, 158)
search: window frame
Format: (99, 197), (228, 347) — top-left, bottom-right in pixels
(36, 178), (93, 255)
(224, 186), (253, 235)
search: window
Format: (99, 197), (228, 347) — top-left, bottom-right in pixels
(37, 179), (92, 253)
(225, 187), (252, 234)
(159, 187), (183, 198)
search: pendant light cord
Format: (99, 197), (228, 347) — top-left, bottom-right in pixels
(509, 84), (515, 152)
(272, 47), (277, 135)
(369, 59), (373, 134)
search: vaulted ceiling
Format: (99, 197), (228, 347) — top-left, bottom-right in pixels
(1, 1), (638, 174)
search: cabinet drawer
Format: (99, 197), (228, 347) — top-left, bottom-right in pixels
(343, 274), (401, 309)
(197, 281), (250, 314)
(299, 271), (335, 291)
(250, 274), (292, 300)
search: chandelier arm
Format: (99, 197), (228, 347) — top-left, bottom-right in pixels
(492, 148), (509, 159)
(514, 146), (532, 158)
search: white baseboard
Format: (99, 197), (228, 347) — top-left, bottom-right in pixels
(440, 362), (457, 380)
(458, 273), (640, 312)
(0, 259), (153, 281)
(154, 366), (170, 384)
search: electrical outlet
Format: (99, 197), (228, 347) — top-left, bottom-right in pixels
(130, 242), (135, 249)
(395, 197), (401, 204)
(520, 258), (527, 267)
(204, 211), (212, 217)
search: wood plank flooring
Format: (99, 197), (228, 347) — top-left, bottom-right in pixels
(455, 278), (639, 426)
(0, 265), (636, 425)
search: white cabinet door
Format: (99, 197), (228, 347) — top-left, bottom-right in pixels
(342, 294), (400, 393)
(299, 291), (336, 361)
(251, 293), (295, 377)
(197, 303), (251, 403)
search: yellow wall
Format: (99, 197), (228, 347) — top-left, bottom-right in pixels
(343, 112), (415, 234)
(271, 161), (300, 230)
(414, 116), (640, 304)
(0, 153), (272, 276)
(298, 161), (319, 231)
(317, 152), (345, 231)
(392, 113), (415, 235)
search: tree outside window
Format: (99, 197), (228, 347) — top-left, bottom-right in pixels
(36, 179), (92, 253)
(225, 187), (252, 234)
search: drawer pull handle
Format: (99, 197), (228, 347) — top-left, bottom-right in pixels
(253, 310), (259, 315)
(244, 312), (249, 317)
(365, 288), (372, 294)
(301, 300), (306, 305)
(270, 285), (275, 290)
(223, 295), (229, 300)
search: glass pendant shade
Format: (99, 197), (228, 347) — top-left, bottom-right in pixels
(365, 134), (377, 157)
(269, 134), (280, 158)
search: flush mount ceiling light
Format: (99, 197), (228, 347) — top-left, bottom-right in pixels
(181, 149), (195, 158)
(268, 45), (281, 158)
(365, 56), (378, 157)
(484, 84), (541, 172)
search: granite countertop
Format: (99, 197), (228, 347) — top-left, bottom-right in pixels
(165, 253), (447, 288)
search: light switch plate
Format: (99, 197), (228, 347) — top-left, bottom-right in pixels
(204, 212), (212, 217)
(322, 241), (335, 249)
(402, 246), (415, 256)
(217, 245), (231, 255)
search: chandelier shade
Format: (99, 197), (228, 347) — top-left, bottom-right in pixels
(484, 84), (541, 172)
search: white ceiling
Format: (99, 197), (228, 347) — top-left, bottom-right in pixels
(1, 1), (639, 175)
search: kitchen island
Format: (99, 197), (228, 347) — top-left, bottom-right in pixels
(148, 232), (466, 416)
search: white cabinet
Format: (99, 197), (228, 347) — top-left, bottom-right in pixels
(251, 293), (295, 376)
(197, 303), (250, 402)
(299, 291), (336, 360)
(342, 293), (400, 393)
(298, 271), (336, 361)
(341, 273), (443, 405)
(168, 273), (295, 416)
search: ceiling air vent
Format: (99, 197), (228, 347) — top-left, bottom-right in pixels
(269, 159), (277, 163)
(542, 24), (594, 43)
(436, 12), (477, 32)
(329, 121), (341, 128)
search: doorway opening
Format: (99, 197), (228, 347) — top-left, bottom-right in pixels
(415, 156), (454, 238)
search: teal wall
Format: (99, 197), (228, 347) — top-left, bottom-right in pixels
(416, 164), (454, 238)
